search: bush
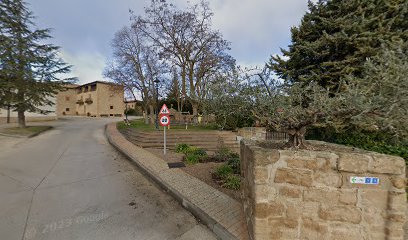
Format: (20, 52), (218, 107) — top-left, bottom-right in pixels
(227, 157), (240, 174)
(215, 113), (254, 130)
(306, 126), (408, 162)
(185, 154), (200, 164)
(177, 143), (207, 164)
(187, 147), (207, 157)
(214, 164), (233, 179)
(222, 174), (241, 190)
(176, 143), (191, 154)
(211, 147), (240, 162)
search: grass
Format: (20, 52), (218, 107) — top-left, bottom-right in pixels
(117, 119), (218, 132)
(0, 126), (52, 137)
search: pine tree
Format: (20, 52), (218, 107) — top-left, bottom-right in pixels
(269, 0), (408, 90)
(0, 0), (74, 127)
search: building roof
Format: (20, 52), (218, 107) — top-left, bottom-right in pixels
(79, 81), (122, 88)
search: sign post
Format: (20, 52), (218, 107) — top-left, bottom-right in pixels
(159, 107), (170, 156)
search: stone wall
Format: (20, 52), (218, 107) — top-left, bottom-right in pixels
(241, 140), (407, 240)
(238, 127), (266, 140)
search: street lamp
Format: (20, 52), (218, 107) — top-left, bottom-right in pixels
(154, 78), (160, 130)
(124, 99), (128, 123)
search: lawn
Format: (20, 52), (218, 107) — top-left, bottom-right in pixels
(0, 126), (52, 137)
(117, 119), (218, 132)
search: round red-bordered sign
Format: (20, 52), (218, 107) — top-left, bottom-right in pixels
(159, 115), (170, 127)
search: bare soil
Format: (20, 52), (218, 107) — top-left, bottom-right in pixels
(145, 148), (241, 201)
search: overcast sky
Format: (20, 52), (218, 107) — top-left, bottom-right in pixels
(26, 0), (310, 84)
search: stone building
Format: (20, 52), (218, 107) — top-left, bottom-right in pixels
(57, 81), (125, 117)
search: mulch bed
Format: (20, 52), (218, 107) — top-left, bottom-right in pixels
(144, 148), (241, 201)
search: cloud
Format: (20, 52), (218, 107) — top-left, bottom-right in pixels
(26, 0), (309, 78)
(59, 51), (106, 84)
(172, 0), (308, 67)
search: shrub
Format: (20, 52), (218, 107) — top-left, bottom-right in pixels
(306, 126), (408, 162)
(185, 154), (200, 164)
(186, 146), (207, 157)
(214, 164), (233, 180)
(177, 144), (207, 164)
(176, 143), (190, 154)
(211, 147), (240, 162)
(222, 174), (241, 190)
(227, 157), (240, 174)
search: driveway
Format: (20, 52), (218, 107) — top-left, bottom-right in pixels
(0, 117), (216, 240)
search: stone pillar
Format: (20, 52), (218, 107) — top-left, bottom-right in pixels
(241, 140), (406, 240)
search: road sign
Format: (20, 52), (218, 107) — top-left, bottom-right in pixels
(159, 115), (170, 127)
(350, 176), (379, 185)
(160, 104), (170, 115)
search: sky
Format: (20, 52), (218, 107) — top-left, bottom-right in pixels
(26, 0), (311, 84)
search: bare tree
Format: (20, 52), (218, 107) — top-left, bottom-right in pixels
(134, 0), (232, 120)
(104, 25), (164, 124)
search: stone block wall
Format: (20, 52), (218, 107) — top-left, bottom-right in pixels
(241, 140), (407, 240)
(238, 127), (266, 140)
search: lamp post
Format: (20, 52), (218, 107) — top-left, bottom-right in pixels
(154, 78), (160, 130)
(125, 99), (128, 123)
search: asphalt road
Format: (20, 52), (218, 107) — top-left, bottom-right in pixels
(0, 117), (217, 240)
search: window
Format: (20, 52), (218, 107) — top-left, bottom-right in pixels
(110, 106), (114, 109)
(90, 84), (97, 91)
(66, 108), (70, 112)
(65, 96), (70, 101)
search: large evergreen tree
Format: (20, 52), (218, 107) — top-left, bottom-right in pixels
(269, 0), (408, 89)
(0, 0), (74, 127)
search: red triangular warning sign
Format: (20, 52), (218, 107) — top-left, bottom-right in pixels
(159, 104), (170, 115)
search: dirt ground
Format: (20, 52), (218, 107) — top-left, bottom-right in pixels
(145, 148), (241, 201)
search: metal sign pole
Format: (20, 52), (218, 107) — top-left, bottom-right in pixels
(164, 126), (167, 156)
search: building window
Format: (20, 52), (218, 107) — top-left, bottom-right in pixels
(90, 84), (97, 91)
(65, 96), (70, 101)
(110, 106), (114, 109)
(66, 108), (70, 112)
(84, 86), (89, 92)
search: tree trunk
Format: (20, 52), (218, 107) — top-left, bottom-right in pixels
(149, 105), (155, 125)
(143, 103), (149, 124)
(285, 127), (307, 149)
(18, 110), (26, 128)
(181, 66), (186, 112)
(192, 103), (198, 125)
(6, 105), (10, 124)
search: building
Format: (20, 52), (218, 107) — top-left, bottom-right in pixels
(0, 81), (125, 124)
(56, 81), (125, 117)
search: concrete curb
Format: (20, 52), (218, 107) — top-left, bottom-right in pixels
(105, 123), (248, 240)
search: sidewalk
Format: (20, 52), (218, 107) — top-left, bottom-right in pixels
(105, 123), (249, 240)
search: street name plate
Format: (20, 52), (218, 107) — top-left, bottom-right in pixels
(350, 176), (379, 185)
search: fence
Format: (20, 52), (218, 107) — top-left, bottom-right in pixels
(265, 131), (289, 141)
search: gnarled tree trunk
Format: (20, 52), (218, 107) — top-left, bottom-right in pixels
(285, 126), (307, 149)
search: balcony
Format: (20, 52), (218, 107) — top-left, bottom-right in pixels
(85, 97), (93, 104)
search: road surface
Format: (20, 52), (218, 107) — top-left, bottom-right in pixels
(0, 117), (216, 240)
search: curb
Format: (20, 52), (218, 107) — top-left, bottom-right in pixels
(28, 126), (53, 138)
(105, 123), (248, 240)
